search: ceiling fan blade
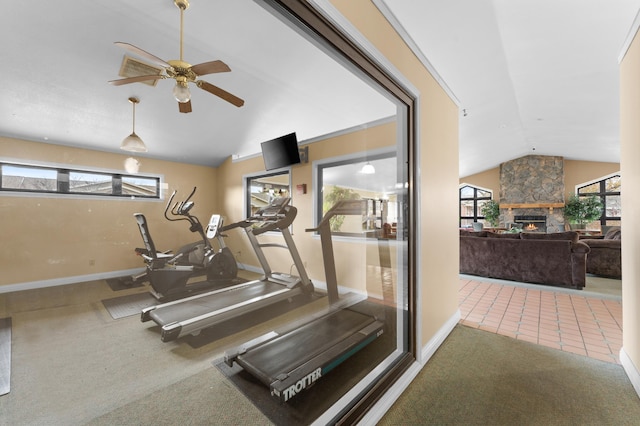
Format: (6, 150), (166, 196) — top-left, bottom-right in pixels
(190, 60), (231, 76)
(196, 80), (245, 107)
(179, 100), (192, 113)
(114, 42), (171, 68)
(109, 75), (165, 86)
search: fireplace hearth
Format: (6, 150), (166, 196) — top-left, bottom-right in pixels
(514, 215), (546, 233)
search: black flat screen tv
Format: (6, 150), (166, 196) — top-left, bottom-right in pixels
(260, 132), (301, 171)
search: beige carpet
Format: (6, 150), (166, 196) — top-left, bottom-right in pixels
(380, 324), (640, 425)
(0, 279), (271, 425)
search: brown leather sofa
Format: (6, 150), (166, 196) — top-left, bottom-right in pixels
(582, 227), (621, 279)
(460, 230), (590, 289)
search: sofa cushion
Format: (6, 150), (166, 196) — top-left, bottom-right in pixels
(520, 231), (579, 243)
(460, 229), (487, 237)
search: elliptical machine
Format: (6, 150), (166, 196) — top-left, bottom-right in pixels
(132, 187), (238, 300)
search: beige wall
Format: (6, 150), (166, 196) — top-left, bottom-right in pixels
(460, 168), (501, 199)
(216, 122), (398, 294)
(0, 123), (400, 295)
(620, 28), (640, 380)
(330, 0), (460, 345)
(563, 160), (620, 199)
(0, 136), (218, 287)
(460, 159), (620, 202)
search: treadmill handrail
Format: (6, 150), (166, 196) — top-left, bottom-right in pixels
(305, 199), (367, 233)
(219, 199), (296, 234)
(305, 199), (367, 303)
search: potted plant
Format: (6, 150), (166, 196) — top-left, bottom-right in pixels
(563, 194), (603, 229)
(480, 200), (500, 228)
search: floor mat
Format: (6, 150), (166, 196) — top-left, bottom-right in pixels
(106, 277), (145, 292)
(0, 317), (11, 396)
(101, 293), (158, 320)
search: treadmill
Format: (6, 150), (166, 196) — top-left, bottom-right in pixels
(224, 199), (385, 403)
(141, 197), (314, 342)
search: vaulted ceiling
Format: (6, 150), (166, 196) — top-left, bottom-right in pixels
(0, 0), (395, 167)
(1, 1), (639, 178)
(382, 0), (640, 177)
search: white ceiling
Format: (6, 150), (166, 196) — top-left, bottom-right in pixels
(1, 1), (639, 179)
(0, 0), (395, 167)
(382, 0), (640, 177)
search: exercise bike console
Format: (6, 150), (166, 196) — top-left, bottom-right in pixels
(206, 214), (222, 239)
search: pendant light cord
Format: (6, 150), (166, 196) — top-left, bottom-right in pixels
(179, 7), (184, 62)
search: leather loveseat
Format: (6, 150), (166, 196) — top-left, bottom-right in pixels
(460, 230), (590, 289)
(581, 227), (621, 279)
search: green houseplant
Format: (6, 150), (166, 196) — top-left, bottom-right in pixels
(323, 186), (361, 232)
(563, 194), (603, 229)
(480, 200), (500, 227)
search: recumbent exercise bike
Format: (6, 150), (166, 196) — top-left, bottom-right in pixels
(132, 187), (238, 300)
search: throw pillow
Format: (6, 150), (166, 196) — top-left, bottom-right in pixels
(486, 232), (521, 239)
(604, 227), (621, 240)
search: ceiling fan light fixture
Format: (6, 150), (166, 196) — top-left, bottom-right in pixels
(173, 81), (191, 103)
(361, 162), (375, 174)
(121, 97), (148, 152)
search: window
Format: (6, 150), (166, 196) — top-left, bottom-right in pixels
(0, 161), (160, 199)
(459, 184), (492, 227)
(245, 170), (291, 218)
(315, 149), (398, 238)
(577, 173), (621, 226)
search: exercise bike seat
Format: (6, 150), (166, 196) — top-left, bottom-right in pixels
(133, 214), (178, 261)
(135, 247), (174, 260)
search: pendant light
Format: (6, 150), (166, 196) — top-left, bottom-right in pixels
(124, 157), (141, 174)
(361, 162), (375, 174)
(120, 97), (148, 152)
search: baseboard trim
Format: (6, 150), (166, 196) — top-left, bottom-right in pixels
(359, 309), (460, 425)
(0, 268), (145, 294)
(420, 309), (461, 364)
(620, 347), (640, 399)
(356, 361), (423, 425)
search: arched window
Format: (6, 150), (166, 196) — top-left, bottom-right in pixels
(577, 173), (621, 227)
(459, 184), (493, 227)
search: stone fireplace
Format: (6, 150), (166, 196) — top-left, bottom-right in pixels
(499, 155), (565, 233)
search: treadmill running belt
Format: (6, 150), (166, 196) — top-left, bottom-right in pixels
(149, 281), (285, 326)
(236, 309), (377, 385)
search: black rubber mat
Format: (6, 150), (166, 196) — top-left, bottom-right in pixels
(102, 293), (158, 320)
(106, 277), (144, 292)
(214, 302), (395, 424)
(0, 317), (11, 396)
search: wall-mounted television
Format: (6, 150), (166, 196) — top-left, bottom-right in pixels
(260, 132), (301, 171)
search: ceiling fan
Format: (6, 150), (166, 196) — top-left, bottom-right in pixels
(109, 0), (244, 113)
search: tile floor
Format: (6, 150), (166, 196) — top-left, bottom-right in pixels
(459, 278), (623, 364)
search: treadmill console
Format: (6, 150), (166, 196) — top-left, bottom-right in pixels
(255, 197), (290, 218)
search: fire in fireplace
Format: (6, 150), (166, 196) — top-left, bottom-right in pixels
(514, 215), (546, 233)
